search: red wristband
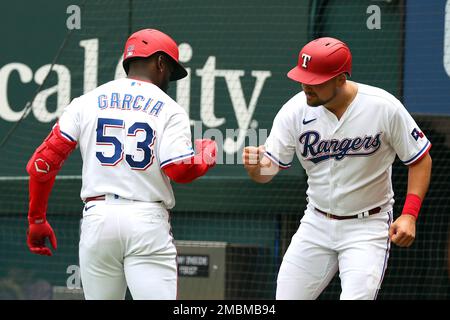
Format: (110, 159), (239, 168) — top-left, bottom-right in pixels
(401, 193), (422, 219)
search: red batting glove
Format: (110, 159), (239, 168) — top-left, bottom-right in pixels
(195, 139), (217, 168)
(27, 221), (57, 256)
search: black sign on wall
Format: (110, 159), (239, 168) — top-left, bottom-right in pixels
(177, 255), (209, 277)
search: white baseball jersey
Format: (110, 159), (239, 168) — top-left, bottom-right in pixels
(58, 78), (195, 209)
(264, 82), (431, 216)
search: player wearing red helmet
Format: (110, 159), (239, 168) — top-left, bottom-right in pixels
(243, 37), (432, 299)
(25, 29), (216, 299)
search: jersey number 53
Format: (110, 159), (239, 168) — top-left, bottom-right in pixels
(96, 117), (155, 170)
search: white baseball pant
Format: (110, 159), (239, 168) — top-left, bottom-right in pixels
(79, 195), (177, 300)
(276, 205), (393, 300)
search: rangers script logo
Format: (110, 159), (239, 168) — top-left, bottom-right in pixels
(299, 131), (383, 164)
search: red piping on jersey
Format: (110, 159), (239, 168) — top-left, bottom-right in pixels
(409, 143), (431, 166)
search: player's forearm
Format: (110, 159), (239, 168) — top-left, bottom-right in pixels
(28, 175), (56, 223)
(163, 159), (210, 183)
(400, 153), (432, 220)
(163, 141), (216, 183)
(26, 123), (77, 223)
(244, 162), (278, 184)
(245, 165), (271, 183)
(407, 153), (432, 200)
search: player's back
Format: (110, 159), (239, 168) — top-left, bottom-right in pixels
(58, 78), (194, 208)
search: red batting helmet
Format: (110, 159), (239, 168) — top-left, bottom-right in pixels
(287, 37), (352, 85)
(122, 29), (188, 81)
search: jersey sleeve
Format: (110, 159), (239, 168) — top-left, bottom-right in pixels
(159, 110), (195, 168)
(264, 107), (296, 169)
(389, 104), (431, 166)
(58, 98), (81, 142)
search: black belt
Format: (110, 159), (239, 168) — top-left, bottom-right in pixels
(315, 207), (381, 220)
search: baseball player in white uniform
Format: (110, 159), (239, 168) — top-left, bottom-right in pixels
(243, 37), (432, 300)
(25, 29), (217, 300)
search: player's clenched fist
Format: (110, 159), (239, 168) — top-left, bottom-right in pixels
(389, 215), (416, 247)
(243, 146), (259, 166)
(243, 145), (269, 167)
(242, 145), (277, 184)
(195, 139), (217, 168)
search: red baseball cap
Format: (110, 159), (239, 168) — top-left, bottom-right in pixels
(122, 29), (188, 81)
(287, 37), (352, 85)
